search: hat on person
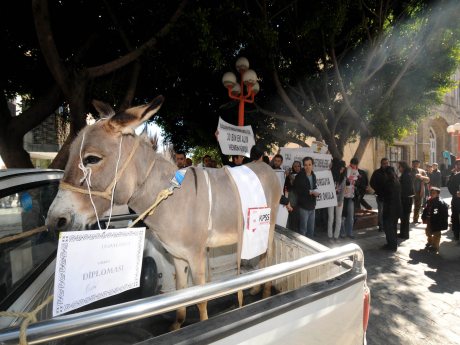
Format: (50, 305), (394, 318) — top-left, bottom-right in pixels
(430, 186), (441, 192)
(412, 159), (420, 163)
(432, 162), (438, 166)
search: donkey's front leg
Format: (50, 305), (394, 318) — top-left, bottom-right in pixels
(170, 258), (189, 331)
(189, 251), (208, 321)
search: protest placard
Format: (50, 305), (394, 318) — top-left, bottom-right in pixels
(279, 147), (332, 172)
(216, 117), (255, 157)
(311, 141), (329, 154)
(314, 170), (337, 209)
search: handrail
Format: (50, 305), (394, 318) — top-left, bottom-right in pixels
(0, 243), (364, 344)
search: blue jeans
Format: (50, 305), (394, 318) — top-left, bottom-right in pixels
(299, 208), (316, 238)
(343, 198), (354, 236)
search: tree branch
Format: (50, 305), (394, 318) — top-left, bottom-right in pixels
(0, 92), (12, 124)
(330, 44), (371, 138)
(10, 84), (62, 136)
(86, 0), (188, 78)
(102, 0), (141, 110)
(32, 0), (71, 95)
(374, 44), (422, 113)
(254, 103), (300, 124)
(270, 129), (308, 147)
(272, 68), (323, 139)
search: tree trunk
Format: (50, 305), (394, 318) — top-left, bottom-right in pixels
(49, 78), (88, 169)
(0, 88), (61, 168)
(353, 135), (371, 161)
(48, 133), (74, 169)
(0, 135), (34, 168)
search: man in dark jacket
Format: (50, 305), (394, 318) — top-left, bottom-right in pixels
(422, 187), (448, 253)
(398, 161), (414, 239)
(429, 163), (442, 188)
(447, 159), (460, 241)
(355, 168), (372, 210)
(370, 158), (389, 232)
(293, 157), (320, 238)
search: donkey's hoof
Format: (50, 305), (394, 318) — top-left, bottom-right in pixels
(249, 285), (262, 295)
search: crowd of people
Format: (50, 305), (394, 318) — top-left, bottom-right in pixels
(173, 148), (456, 254)
(369, 158), (451, 253)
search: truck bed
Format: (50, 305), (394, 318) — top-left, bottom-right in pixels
(0, 226), (366, 345)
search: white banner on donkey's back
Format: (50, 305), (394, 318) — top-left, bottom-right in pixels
(226, 165), (270, 259)
(53, 228), (145, 316)
(216, 117), (255, 158)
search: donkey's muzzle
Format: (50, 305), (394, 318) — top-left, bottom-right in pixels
(46, 213), (74, 232)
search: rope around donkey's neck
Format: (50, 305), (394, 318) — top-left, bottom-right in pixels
(0, 295), (54, 345)
(128, 189), (173, 228)
(0, 188), (174, 344)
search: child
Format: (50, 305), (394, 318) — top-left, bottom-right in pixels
(421, 187), (448, 253)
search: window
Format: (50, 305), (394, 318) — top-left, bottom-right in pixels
(386, 145), (405, 170)
(0, 181), (60, 307)
(429, 128), (436, 164)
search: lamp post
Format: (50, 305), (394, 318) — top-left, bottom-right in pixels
(447, 123), (460, 158)
(222, 57), (260, 126)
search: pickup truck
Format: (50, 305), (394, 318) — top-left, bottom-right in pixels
(0, 169), (370, 344)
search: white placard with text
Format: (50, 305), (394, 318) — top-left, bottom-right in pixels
(53, 228), (145, 316)
(217, 117), (255, 157)
(279, 147), (332, 171)
(311, 141), (329, 154)
(314, 170), (338, 209)
(242, 207), (271, 259)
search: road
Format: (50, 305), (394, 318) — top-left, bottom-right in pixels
(314, 187), (460, 345)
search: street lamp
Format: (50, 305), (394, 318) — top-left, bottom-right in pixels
(222, 57), (260, 126)
(447, 123), (460, 158)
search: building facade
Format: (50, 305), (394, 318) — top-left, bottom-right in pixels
(344, 69), (460, 176)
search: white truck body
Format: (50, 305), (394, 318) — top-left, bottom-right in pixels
(0, 226), (368, 345)
(0, 169), (369, 345)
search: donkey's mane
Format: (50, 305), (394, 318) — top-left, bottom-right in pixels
(138, 131), (176, 165)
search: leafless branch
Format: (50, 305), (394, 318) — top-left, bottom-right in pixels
(272, 69), (323, 139)
(86, 0), (188, 78)
(255, 103), (299, 124)
(33, 0), (71, 95)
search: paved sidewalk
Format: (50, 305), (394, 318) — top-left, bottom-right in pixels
(314, 188), (460, 345)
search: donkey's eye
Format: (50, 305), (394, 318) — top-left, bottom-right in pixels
(83, 155), (102, 165)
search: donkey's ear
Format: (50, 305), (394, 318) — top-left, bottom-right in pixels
(108, 95), (164, 134)
(92, 100), (116, 118)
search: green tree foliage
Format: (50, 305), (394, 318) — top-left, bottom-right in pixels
(0, 0), (187, 167)
(1, 0), (459, 167)
(251, 0), (460, 158)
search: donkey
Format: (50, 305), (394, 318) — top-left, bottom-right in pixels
(46, 95), (281, 330)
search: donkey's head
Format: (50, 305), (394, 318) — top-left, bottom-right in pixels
(46, 96), (164, 232)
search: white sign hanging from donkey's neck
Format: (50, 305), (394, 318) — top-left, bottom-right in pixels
(53, 228), (145, 316)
